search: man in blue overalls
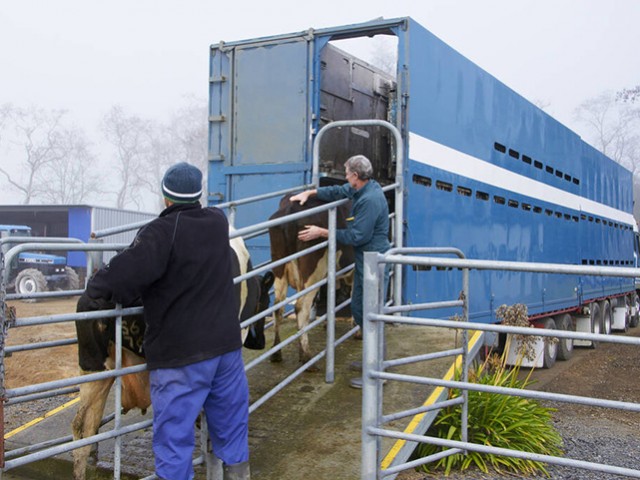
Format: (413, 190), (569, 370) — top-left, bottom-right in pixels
(87, 162), (251, 480)
(290, 154), (390, 388)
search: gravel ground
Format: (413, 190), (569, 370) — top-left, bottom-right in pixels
(399, 329), (640, 480)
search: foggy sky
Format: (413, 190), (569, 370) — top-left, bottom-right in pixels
(1, 0), (639, 205)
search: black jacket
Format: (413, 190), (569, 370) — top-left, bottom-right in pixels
(86, 203), (241, 370)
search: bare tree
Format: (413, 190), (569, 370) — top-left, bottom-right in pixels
(39, 127), (103, 204)
(142, 96), (208, 210)
(618, 86), (640, 103)
(573, 91), (640, 174)
(168, 95), (208, 172)
(575, 90), (640, 223)
(101, 105), (152, 210)
(0, 103), (11, 145)
(0, 105), (68, 204)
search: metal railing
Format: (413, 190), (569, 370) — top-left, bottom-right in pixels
(0, 119), (406, 479)
(0, 193), (390, 478)
(360, 249), (640, 479)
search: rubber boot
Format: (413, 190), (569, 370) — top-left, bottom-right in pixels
(350, 333), (387, 389)
(223, 461), (251, 480)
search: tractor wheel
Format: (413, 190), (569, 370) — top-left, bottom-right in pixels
(15, 268), (48, 297)
(65, 267), (80, 290)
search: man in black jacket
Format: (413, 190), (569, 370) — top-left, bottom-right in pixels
(87, 162), (250, 480)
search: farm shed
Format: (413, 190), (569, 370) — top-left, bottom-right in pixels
(0, 204), (156, 279)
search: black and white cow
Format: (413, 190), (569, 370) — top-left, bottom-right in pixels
(71, 235), (273, 480)
(268, 193), (354, 365)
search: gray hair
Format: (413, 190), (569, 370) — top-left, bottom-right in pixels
(344, 155), (373, 180)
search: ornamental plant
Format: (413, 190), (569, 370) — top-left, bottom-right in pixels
(413, 305), (563, 476)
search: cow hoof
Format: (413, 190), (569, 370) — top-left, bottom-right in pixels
(270, 351), (283, 363)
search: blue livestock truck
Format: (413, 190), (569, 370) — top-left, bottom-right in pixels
(207, 17), (640, 366)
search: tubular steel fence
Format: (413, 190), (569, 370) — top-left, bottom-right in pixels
(0, 119), (405, 478)
(360, 249), (640, 480)
(0, 191), (394, 479)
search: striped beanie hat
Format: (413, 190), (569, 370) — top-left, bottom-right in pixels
(161, 162), (203, 203)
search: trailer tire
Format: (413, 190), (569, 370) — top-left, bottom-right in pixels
(630, 293), (640, 328)
(589, 302), (601, 349)
(600, 300), (612, 335)
(555, 313), (574, 361)
(15, 268), (48, 299)
(65, 267), (80, 290)
(541, 317), (557, 369)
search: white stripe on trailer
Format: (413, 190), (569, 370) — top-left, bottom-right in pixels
(409, 132), (636, 227)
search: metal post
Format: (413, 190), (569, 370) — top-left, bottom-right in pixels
(0, 252), (6, 471)
(361, 252), (381, 480)
(376, 261), (386, 470)
(325, 208), (337, 383)
(461, 268), (469, 449)
(392, 123), (404, 319)
(114, 305), (123, 480)
(87, 237), (104, 285)
(228, 205), (237, 228)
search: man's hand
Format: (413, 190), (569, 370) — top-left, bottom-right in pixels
(298, 225), (328, 242)
(290, 190), (316, 206)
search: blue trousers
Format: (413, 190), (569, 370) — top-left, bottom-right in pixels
(149, 349), (249, 480)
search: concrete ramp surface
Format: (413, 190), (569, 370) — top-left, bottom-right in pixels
(4, 318), (458, 479)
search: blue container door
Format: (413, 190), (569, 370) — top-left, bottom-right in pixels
(208, 36), (313, 263)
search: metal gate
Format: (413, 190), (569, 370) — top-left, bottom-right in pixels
(361, 249), (640, 479)
(0, 119), (405, 479)
(0, 192), (398, 478)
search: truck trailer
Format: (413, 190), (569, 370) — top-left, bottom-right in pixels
(207, 17), (639, 366)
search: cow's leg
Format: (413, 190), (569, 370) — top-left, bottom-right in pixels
(270, 274), (288, 362)
(295, 251), (330, 368)
(72, 374), (115, 480)
(295, 289), (317, 367)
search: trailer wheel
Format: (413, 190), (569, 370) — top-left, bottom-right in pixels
(65, 267), (80, 290)
(589, 302), (601, 349)
(630, 293), (640, 328)
(541, 317), (557, 369)
(555, 313), (574, 361)
(600, 300), (612, 335)
(15, 268), (48, 298)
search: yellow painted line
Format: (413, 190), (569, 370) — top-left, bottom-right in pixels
(381, 330), (483, 469)
(4, 396), (80, 440)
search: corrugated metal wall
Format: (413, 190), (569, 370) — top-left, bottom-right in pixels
(91, 207), (156, 263)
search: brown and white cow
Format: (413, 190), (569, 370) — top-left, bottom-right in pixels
(268, 193), (354, 365)
(71, 235), (273, 480)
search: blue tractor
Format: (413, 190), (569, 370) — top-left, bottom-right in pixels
(0, 225), (80, 295)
